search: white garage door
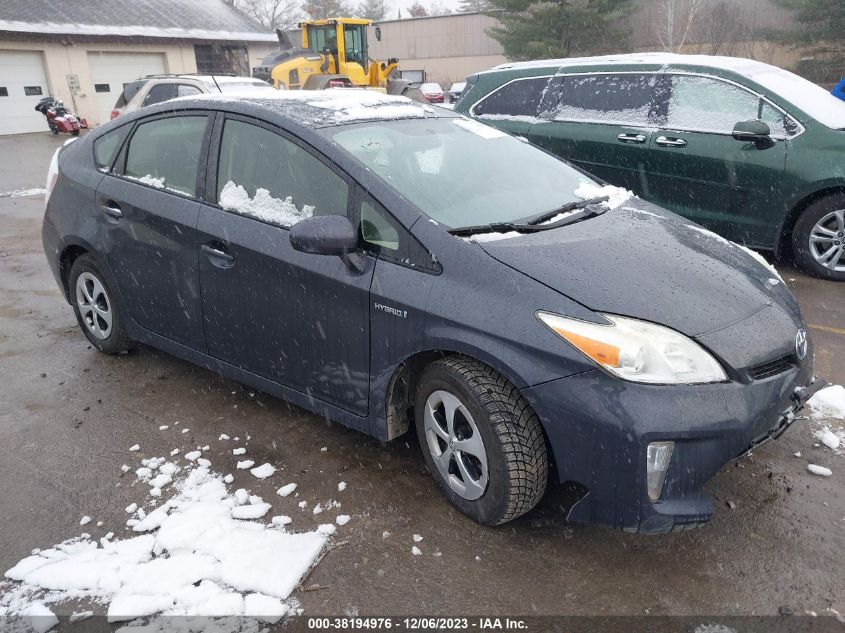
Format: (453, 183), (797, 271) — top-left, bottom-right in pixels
(0, 50), (50, 135)
(87, 52), (166, 125)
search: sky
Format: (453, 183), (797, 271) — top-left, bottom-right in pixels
(385, 0), (463, 19)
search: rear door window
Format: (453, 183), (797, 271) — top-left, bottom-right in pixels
(124, 115), (208, 196)
(215, 118), (349, 228)
(545, 73), (657, 126)
(472, 76), (552, 118)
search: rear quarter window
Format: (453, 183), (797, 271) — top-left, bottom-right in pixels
(94, 124), (131, 171)
(472, 76), (552, 118)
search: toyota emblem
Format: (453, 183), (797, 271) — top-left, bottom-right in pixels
(795, 329), (808, 361)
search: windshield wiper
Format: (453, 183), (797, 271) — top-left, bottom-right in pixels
(516, 196), (610, 226)
(448, 196), (610, 237)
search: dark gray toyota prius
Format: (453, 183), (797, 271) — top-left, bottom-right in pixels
(43, 90), (817, 534)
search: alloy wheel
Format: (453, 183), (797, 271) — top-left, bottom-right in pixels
(75, 272), (113, 340)
(809, 209), (845, 272)
(423, 389), (489, 500)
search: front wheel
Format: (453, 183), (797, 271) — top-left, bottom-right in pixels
(414, 357), (548, 525)
(792, 194), (845, 281)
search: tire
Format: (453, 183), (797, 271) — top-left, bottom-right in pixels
(792, 194), (845, 281)
(69, 254), (133, 354)
(402, 87), (428, 104)
(414, 356), (548, 525)
(71, 129), (80, 136)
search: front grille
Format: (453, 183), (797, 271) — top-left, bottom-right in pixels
(749, 354), (796, 380)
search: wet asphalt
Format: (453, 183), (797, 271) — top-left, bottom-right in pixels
(0, 132), (842, 618)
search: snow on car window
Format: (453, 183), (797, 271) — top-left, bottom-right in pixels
(665, 75), (759, 133)
(550, 74), (656, 126)
(219, 181), (314, 228)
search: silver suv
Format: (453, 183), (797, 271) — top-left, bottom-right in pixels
(110, 74), (274, 121)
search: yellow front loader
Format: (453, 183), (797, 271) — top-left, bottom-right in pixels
(253, 18), (424, 99)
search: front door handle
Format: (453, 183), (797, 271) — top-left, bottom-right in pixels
(100, 201), (122, 218)
(656, 136), (687, 148)
(201, 243), (235, 267)
(618, 133), (647, 144)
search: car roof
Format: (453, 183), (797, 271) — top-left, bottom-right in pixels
(168, 89), (445, 129)
(487, 52), (781, 76)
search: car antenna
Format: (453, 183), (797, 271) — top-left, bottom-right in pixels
(211, 75), (223, 93)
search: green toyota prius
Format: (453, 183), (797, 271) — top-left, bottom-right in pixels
(455, 53), (845, 281)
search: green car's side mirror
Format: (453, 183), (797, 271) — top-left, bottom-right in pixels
(732, 119), (774, 149)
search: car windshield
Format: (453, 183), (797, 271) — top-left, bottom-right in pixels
(326, 117), (597, 229)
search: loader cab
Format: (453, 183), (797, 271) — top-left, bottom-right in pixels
(302, 19), (370, 82)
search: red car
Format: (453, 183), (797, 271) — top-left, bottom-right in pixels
(420, 82), (444, 103)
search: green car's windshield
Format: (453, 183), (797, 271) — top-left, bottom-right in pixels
(326, 117), (597, 229)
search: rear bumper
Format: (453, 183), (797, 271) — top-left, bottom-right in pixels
(522, 357), (818, 534)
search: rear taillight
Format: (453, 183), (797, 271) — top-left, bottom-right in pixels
(110, 109), (121, 120)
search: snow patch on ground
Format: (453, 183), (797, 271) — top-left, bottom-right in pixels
(807, 385), (845, 458)
(1, 459), (330, 623)
(807, 464), (833, 477)
(0, 187), (47, 199)
(218, 181), (314, 228)
(250, 464), (276, 480)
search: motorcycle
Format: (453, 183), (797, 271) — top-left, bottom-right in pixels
(34, 97), (88, 136)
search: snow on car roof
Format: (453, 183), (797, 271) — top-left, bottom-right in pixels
(176, 89), (440, 127)
(489, 52), (845, 130)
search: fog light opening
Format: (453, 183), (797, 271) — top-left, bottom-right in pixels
(647, 441), (675, 502)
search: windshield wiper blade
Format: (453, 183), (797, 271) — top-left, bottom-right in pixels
(517, 196), (610, 226)
(449, 203), (609, 237)
(449, 222), (520, 237)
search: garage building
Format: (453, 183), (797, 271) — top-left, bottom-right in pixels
(0, 0), (277, 135)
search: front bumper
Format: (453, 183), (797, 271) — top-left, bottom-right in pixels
(521, 359), (819, 534)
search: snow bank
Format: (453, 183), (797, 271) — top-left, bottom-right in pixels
(2, 460), (329, 622)
(809, 385), (845, 420)
(219, 181), (313, 228)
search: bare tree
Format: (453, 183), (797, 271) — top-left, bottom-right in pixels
(429, 0), (452, 15)
(407, 1), (428, 16)
(239, 0), (302, 28)
(656, 0), (706, 52)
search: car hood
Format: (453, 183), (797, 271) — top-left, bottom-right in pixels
(476, 199), (798, 339)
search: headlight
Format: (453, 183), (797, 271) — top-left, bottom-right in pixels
(537, 312), (727, 385)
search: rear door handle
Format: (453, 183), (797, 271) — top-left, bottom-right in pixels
(201, 243), (235, 267)
(617, 133), (647, 144)
(100, 201), (122, 218)
(656, 136), (687, 148)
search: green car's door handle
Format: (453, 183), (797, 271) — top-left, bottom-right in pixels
(617, 133), (647, 144)
(656, 136), (688, 148)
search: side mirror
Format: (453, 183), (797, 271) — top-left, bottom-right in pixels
(290, 215), (358, 256)
(732, 120), (773, 148)
(374, 25), (382, 41)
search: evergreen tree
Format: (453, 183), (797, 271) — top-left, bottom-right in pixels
(458, 0), (490, 12)
(302, 0), (354, 18)
(358, 0), (387, 20)
(486, 0), (634, 61)
(771, 0), (845, 55)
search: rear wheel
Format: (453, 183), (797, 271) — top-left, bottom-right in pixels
(792, 194), (845, 281)
(414, 357), (548, 525)
(69, 255), (133, 354)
